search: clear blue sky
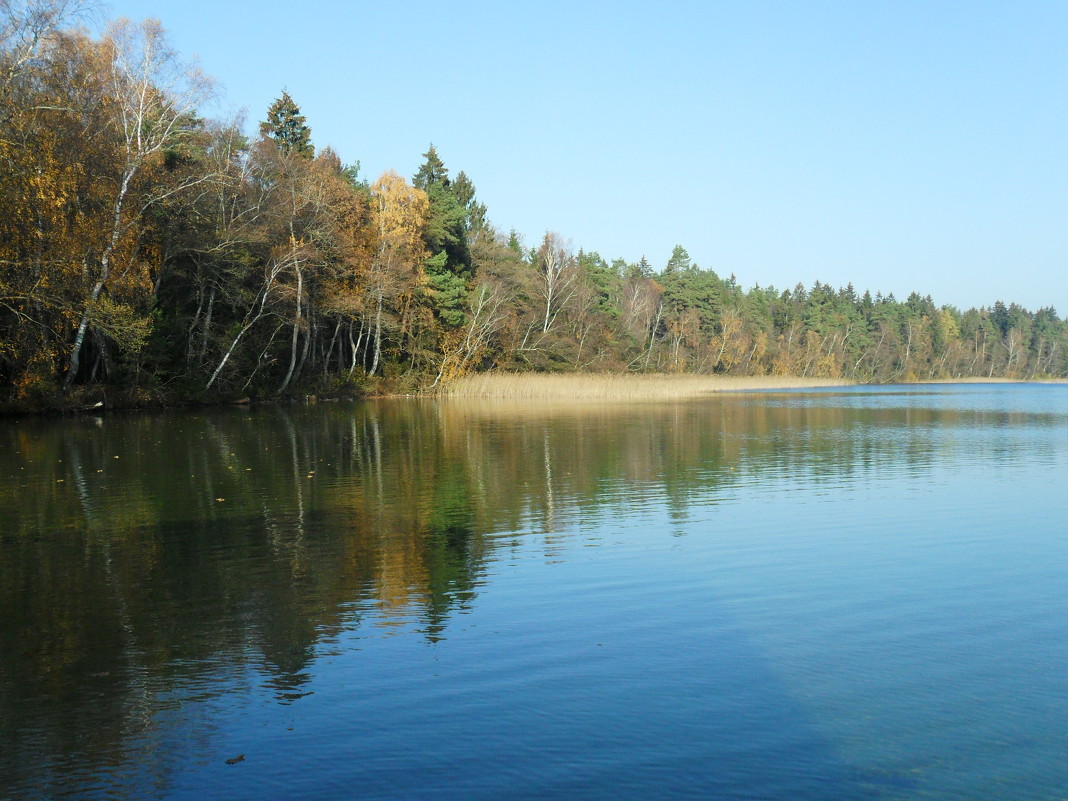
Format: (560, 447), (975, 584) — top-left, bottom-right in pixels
(100, 1), (1066, 313)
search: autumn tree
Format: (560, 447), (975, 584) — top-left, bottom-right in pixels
(63, 18), (214, 389)
(709, 308), (748, 372)
(368, 170), (428, 376)
(0, 0), (88, 112)
(0, 0), (99, 395)
(617, 262), (663, 370)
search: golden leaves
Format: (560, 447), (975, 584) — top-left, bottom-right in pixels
(370, 170), (428, 263)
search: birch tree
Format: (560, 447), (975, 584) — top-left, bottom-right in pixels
(535, 232), (577, 335)
(368, 171), (428, 376)
(64, 18), (213, 388)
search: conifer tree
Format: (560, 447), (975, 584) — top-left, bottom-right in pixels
(412, 144), (471, 277)
(664, 245), (693, 274)
(260, 90), (314, 158)
(412, 143), (448, 190)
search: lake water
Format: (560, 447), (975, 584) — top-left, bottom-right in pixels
(1, 384), (1066, 800)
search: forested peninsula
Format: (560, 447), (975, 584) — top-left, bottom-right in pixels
(3, 6), (1065, 413)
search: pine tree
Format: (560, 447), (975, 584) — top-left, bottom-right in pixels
(664, 245), (693, 274)
(260, 91), (314, 158)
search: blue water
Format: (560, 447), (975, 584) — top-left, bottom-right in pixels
(1, 384), (1065, 799)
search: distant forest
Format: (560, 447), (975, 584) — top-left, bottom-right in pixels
(2, 5), (1065, 409)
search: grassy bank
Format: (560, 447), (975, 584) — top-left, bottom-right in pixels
(438, 373), (853, 400)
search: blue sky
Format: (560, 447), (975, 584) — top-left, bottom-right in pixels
(100, 1), (1066, 313)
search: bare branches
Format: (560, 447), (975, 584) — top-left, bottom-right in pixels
(104, 17), (215, 166)
(535, 232), (577, 335)
(1, 0), (91, 91)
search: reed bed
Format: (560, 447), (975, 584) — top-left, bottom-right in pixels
(438, 373), (852, 400)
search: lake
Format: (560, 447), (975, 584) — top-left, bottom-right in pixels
(1, 384), (1066, 800)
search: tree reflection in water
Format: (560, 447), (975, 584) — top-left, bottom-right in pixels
(1, 392), (1058, 796)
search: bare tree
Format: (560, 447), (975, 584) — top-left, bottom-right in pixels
(0, 0), (90, 108)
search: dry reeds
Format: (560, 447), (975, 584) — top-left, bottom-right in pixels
(437, 373), (853, 400)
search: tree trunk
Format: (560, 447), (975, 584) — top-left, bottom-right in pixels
(369, 294), (383, 376)
(65, 165), (137, 390)
(276, 263), (304, 395)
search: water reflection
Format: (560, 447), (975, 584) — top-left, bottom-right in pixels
(0, 387), (1064, 799)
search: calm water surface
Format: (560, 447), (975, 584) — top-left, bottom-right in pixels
(1, 384), (1066, 800)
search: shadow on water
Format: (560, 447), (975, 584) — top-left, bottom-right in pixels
(0, 388), (1061, 799)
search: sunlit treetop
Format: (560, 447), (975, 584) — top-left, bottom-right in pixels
(260, 90), (313, 158)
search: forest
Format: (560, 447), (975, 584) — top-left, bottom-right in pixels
(2, 3), (1065, 411)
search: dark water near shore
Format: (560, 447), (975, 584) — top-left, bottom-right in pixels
(1, 384), (1066, 800)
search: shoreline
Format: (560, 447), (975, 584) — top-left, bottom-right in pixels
(437, 373), (854, 401)
(3, 374), (1063, 416)
(437, 373), (1067, 401)
(908, 377), (1068, 384)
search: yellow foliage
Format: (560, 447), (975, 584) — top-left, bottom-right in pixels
(87, 297), (152, 354)
(937, 309), (960, 344)
(370, 170), (429, 266)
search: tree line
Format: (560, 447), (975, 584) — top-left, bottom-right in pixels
(2, 3), (1064, 409)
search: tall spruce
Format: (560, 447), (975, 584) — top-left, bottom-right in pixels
(412, 144), (471, 275)
(260, 90), (314, 158)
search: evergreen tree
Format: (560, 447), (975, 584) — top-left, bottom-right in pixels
(412, 144), (472, 277)
(664, 245), (693, 274)
(990, 300), (1011, 336)
(453, 170), (487, 231)
(660, 265), (724, 337)
(260, 91), (314, 158)
(507, 229), (523, 254)
(413, 144), (449, 190)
